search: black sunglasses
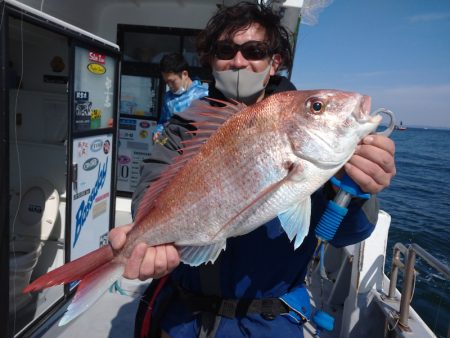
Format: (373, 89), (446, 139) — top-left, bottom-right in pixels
(214, 40), (272, 61)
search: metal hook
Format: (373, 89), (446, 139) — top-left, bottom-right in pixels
(371, 108), (396, 137)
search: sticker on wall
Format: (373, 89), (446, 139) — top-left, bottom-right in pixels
(89, 52), (106, 64)
(139, 130), (148, 139)
(87, 63), (106, 75)
(91, 109), (102, 129)
(120, 131), (134, 140)
(118, 155), (131, 165)
(74, 98), (92, 131)
(90, 139), (103, 152)
(119, 118), (137, 130)
(93, 191), (109, 218)
(140, 121), (151, 129)
(103, 140), (110, 154)
(73, 158), (108, 247)
(83, 157), (99, 171)
(77, 141), (89, 157)
(92, 199), (107, 218)
(74, 189), (90, 200)
(75, 91), (89, 101)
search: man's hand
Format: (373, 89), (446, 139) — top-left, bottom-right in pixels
(109, 225), (180, 281)
(344, 134), (396, 194)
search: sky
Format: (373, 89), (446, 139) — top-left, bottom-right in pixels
(291, 0), (450, 129)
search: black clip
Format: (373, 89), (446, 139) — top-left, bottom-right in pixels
(261, 299), (276, 320)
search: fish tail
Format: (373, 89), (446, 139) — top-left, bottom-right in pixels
(23, 244), (115, 293)
(23, 244), (123, 325)
(58, 260), (123, 325)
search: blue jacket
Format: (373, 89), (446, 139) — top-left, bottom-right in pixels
(157, 187), (377, 337)
(156, 79), (208, 134)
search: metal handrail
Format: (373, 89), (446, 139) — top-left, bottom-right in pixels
(387, 242), (450, 330)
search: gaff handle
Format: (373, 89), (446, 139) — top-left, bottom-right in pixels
(315, 173), (371, 242)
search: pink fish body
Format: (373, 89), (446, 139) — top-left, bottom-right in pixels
(124, 90), (379, 262)
(24, 90), (381, 324)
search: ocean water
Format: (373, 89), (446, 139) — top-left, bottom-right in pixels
(378, 128), (450, 337)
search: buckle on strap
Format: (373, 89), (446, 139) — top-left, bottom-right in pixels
(176, 285), (291, 319)
(261, 299), (278, 320)
(219, 299), (238, 318)
(279, 285), (312, 323)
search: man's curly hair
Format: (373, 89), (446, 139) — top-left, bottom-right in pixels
(197, 2), (293, 70)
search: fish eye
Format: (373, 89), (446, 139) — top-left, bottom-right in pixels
(307, 98), (325, 114)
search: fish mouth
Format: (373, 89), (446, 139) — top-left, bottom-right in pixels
(352, 95), (373, 121)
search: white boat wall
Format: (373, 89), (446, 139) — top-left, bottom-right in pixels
(1, 1), (448, 338)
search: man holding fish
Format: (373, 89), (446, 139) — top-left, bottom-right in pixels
(24, 1), (395, 336)
(108, 2), (396, 337)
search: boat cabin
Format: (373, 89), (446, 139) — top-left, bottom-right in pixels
(0, 1), (303, 336)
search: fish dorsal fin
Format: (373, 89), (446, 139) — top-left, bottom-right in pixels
(134, 98), (246, 225)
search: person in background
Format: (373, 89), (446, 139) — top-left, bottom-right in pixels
(153, 53), (208, 142)
(110, 2), (396, 337)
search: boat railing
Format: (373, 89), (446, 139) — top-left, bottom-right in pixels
(386, 243), (450, 332)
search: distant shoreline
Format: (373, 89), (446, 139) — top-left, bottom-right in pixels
(380, 125), (450, 131)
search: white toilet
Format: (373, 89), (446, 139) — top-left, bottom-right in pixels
(9, 177), (60, 312)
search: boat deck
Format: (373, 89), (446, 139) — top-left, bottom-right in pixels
(29, 276), (339, 338)
(27, 209), (436, 338)
(30, 279), (146, 338)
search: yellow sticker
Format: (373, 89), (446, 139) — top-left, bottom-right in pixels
(91, 109), (102, 120)
(87, 63), (106, 75)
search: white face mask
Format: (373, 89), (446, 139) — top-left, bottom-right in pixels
(171, 74), (187, 95)
(212, 64), (271, 104)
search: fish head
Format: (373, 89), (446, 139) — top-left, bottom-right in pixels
(284, 89), (382, 168)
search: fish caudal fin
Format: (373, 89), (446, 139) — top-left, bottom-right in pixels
(23, 244), (115, 293)
(59, 261), (123, 325)
(23, 244), (123, 325)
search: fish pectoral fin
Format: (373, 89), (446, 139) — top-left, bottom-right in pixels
(178, 241), (227, 266)
(278, 197), (311, 250)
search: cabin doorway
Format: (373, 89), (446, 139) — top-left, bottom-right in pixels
(6, 16), (69, 337)
(1, 4), (120, 336)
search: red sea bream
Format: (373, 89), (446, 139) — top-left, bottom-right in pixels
(24, 89), (382, 324)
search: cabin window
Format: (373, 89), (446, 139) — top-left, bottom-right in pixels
(115, 25), (212, 196)
(122, 32), (181, 64)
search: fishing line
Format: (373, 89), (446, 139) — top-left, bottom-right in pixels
(40, 0), (45, 12)
(11, 12), (25, 334)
